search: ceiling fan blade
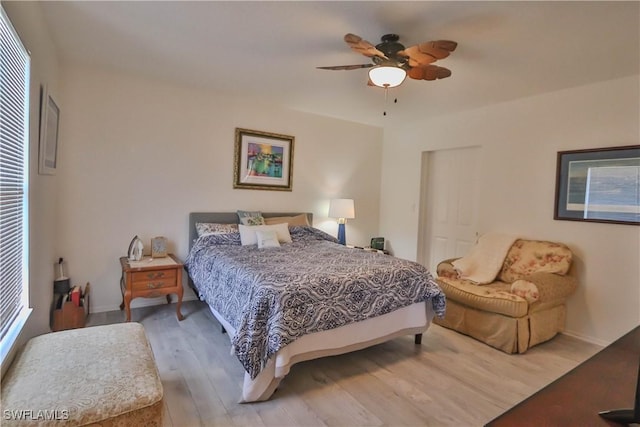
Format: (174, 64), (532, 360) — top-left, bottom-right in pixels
(407, 65), (452, 81)
(317, 64), (374, 71)
(400, 40), (458, 67)
(344, 33), (388, 59)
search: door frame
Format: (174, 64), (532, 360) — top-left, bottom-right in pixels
(417, 146), (481, 271)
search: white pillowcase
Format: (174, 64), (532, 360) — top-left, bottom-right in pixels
(238, 223), (292, 246)
(256, 229), (280, 248)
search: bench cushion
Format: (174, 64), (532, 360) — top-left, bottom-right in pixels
(1, 323), (163, 426)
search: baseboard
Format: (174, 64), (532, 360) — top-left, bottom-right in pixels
(561, 330), (609, 347)
(91, 294), (199, 314)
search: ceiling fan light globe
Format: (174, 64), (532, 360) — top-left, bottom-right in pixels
(368, 66), (407, 88)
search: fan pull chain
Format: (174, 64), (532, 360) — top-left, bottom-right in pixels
(382, 87), (398, 116)
(383, 86), (388, 116)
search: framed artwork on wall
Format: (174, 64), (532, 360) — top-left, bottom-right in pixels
(38, 85), (60, 175)
(233, 127), (294, 191)
(151, 236), (168, 258)
(554, 145), (640, 225)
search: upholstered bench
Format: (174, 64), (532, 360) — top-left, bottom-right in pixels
(1, 323), (163, 426)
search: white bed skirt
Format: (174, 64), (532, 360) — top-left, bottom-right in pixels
(209, 302), (436, 402)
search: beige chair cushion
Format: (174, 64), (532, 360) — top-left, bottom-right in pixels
(498, 239), (572, 283)
(437, 277), (528, 318)
(1, 323), (163, 426)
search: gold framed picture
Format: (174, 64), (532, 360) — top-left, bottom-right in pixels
(151, 236), (168, 258)
(233, 128), (294, 191)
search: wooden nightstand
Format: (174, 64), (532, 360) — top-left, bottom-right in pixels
(119, 254), (184, 322)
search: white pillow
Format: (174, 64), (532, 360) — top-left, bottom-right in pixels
(238, 223), (292, 246)
(256, 229), (280, 248)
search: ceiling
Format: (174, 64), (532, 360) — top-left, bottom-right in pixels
(38, 1), (639, 128)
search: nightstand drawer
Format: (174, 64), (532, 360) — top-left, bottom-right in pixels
(131, 269), (176, 283)
(131, 277), (176, 291)
(131, 269), (177, 291)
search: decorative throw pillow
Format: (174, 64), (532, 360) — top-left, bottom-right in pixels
(238, 223), (292, 246)
(499, 239), (572, 283)
(237, 210), (265, 226)
(256, 229), (280, 248)
(264, 214), (310, 227)
(195, 222), (239, 237)
(510, 279), (540, 303)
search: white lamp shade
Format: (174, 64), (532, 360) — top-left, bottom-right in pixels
(368, 66), (407, 88)
(328, 199), (355, 219)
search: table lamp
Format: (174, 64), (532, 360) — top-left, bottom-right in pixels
(329, 198), (355, 245)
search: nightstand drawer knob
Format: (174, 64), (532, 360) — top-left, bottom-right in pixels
(146, 272), (165, 279)
(147, 282), (164, 289)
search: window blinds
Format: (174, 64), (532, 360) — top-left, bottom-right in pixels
(0, 6), (30, 341)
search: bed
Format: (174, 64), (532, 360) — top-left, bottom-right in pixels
(185, 212), (445, 402)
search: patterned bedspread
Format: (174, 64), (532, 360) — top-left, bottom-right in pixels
(185, 226), (445, 379)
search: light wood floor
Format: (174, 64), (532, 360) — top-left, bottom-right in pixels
(88, 301), (602, 427)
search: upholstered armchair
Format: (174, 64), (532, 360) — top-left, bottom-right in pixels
(434, 239), (577, 354)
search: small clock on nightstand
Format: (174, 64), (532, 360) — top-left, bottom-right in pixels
(151, 236), (168, 258)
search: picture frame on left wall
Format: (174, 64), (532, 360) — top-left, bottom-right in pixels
(38, 85), (60, 175)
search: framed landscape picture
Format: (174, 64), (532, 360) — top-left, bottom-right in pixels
(233, 128), (294, 191)
(554, 145), (640, 225)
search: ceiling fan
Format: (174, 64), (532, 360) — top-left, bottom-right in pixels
(318, 33), (458, 88)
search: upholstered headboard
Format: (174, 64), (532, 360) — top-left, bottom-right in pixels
(188, 212), (313, 252)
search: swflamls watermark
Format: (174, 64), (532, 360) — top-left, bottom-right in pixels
(3, 409), (69, 421)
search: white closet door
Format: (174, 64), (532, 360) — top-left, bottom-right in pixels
(418, 146), (480, 272)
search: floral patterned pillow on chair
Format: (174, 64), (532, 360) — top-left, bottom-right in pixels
(499, 240), (573, 283)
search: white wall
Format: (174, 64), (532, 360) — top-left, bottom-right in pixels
(57, 63), (383, 313)
(380, 76), (640, 345)
(2, 1), (61, 366)
(4, 0), (636, 356)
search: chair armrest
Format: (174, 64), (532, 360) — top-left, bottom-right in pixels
(436, 258), (460, 279)
(521, 272), (578, 303)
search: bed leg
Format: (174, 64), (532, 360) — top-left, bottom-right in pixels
(414, 334), (422, 345)
(221, 325), (226, 334)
